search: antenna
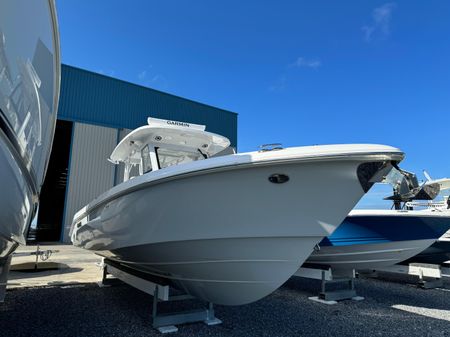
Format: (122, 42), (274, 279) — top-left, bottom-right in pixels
(423, 170), (432, 182)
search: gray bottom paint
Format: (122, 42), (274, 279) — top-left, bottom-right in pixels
(100, 236), (322, 305)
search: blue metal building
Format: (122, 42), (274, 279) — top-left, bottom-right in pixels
(36, 65), (238, 242)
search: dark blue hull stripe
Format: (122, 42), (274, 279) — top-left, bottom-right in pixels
(321, 215), (450, 247)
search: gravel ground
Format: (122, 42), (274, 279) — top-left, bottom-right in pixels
(1, 275), (449, 337)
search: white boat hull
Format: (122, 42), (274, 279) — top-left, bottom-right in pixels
(72, 151), (398, 305)
(306, 239), (436, 272)
(0, 0), (61, 295)
(0, 131), (34, 261)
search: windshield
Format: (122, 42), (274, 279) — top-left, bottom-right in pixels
(141, 145), (152, 173)
(155, 147), (205, 169)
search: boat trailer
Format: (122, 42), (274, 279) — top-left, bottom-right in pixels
(100, 258), (222, 333)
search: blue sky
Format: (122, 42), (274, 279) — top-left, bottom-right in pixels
(57, 1), (450, 208)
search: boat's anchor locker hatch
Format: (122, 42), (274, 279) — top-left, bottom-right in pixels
(100, 259), (222, 333)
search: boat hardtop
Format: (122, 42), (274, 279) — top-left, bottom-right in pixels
(109, 117), (231, 180)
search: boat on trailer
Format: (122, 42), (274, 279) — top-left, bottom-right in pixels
(71, 117), (403, 305)
(306, 174), (450, 272)
(0, 0), (60, 299)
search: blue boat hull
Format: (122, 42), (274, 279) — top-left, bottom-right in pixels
(306, 212), (450, 271)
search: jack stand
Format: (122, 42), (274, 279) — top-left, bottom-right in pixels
(151, 286), (221, 333)
(295, 265), (364, 304)
(417, 265), (444, 289)
(101, 258), (222, 333)
(0, 255), (12, 302)
(318, 271), (358, 302)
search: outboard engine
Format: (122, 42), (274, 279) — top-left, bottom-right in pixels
(384, 167), (441, 209)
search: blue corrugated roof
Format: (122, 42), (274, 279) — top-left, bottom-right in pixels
(57, 64), (238, 146)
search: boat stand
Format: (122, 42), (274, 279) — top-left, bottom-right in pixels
(295, 265), (364, 304)
(101, 259), (222, 333)
(0, 255), (12, 302)
(362, 263), (450, 289)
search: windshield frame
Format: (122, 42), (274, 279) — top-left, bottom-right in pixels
(154, 144), (207, 170)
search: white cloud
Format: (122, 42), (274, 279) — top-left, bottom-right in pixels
(362, 3), (396, 42)
(268, 75), (287, 92)
(137, 70), (147, 80)
(149, 74), (169, 90)
(137, 68), (169, 90)
(361, 26), (375, 42)
(269, 75), (287, 92)
(291, 57), (321, 69)
(269, 56), (321, 92)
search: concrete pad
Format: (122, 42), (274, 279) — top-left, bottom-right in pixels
(308, 296), (337, 305)
(205, 318), (223, 326)
(308, 295), (364, 304)
(7, 244), (102, 289)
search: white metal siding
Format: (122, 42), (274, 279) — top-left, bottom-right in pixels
(62, 123), (117, 241)
(114, 128), (133, 185)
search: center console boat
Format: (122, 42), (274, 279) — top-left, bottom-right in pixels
(71, 117), (404, 305)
